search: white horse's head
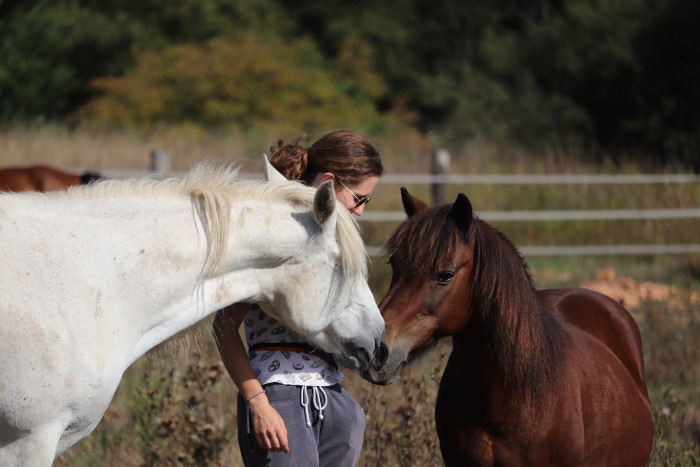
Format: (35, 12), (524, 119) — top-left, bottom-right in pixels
(249, 157), (384, 370)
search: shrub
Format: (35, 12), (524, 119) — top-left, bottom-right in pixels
(75, 33), (391, 134)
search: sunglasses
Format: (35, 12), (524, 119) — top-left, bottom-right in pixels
(336, 179), (372, 209)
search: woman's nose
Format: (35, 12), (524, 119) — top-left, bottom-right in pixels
(352, 204), (366, 216)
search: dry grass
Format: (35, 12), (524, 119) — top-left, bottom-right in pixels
(53, 289), (699, 466)
(54, 325), (450, 467)
(1, 125), (288, 172)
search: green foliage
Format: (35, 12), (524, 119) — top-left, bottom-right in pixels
(0, 0), (290, 121)
(495, 0), (700, 164)
(628, 0), (700, 166)
(2, 0), (700, 166)
(75, 33), (388, 133)
(523, 1), (656, 150)
(274, 0), (700, 166)
(0, 2), (134, 121)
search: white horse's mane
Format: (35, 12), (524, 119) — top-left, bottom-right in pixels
(59, 162), (367, 280)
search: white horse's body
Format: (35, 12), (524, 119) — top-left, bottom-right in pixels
(0, 159), (383, 466)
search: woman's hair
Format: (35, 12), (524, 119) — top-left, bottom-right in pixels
(268, 129), (383, 185)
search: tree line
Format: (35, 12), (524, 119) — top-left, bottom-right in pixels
(1, 0), (698, 168)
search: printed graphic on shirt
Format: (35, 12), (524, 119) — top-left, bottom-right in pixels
(245, 307), (343, 386)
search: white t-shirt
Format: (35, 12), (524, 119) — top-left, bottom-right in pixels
(244, 306), (344, 387)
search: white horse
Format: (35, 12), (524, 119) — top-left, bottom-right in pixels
(0, 157), (384, 466)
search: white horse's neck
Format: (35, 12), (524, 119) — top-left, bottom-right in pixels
(2, 193), (301, 369)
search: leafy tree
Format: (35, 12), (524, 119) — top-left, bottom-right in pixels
(2, 0), (699, 166)
(0, 0), (289, 122)
(272, 0), (700, 165)
(524, 0), (653, 148)
(75, 33), (388, 133)
(523, 0), (700, 165)
(0, 2), (134, 121)
(629, 0), (700, 167)
(272, 0), (577, 137)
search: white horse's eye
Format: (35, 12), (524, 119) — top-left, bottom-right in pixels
(435, 270), (454, 285)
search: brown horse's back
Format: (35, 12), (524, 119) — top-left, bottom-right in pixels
(544, 288), (649, 394)
(0, 165), (90, 192)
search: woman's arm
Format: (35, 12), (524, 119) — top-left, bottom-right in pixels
(213, 303), (289, 453)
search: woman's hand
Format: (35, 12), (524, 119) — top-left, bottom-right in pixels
(213, 304), (290, 453)
(248, 393), (289, 452)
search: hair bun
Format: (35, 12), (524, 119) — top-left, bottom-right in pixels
(269, 139), (308, 181)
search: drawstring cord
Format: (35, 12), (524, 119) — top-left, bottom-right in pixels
(314, 386), (328, 422)
(300, 385), (328, 428)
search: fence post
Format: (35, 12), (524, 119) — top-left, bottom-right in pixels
(149, 149), (171, 177)
(431, 147), (451, 205)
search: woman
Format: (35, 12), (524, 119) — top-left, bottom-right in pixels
(213, 129), (383, 466)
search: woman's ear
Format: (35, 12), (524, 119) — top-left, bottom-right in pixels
(312, 172), (336, 187)
(318, 172), (335, 183)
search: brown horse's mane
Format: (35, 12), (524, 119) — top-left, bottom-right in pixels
(470, 216), (570, 403)
(385, 205), (569, 405)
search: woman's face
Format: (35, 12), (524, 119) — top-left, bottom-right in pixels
(312, 173), (380, 216)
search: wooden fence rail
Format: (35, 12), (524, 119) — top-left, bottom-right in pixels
(378, 173), (700, 185)
(366, 244), (700, 258)
(85, 152), (699, 257)
(360, 208), (700, 223)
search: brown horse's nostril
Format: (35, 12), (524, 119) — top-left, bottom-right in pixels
(372, 342), (389, 370)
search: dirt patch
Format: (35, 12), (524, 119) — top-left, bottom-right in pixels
(581, 268), (700, 310)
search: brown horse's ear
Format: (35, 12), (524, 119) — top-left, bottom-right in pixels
(450, 193), (473, 238)
(400, 187), (429, 217)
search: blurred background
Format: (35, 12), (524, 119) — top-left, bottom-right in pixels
(1, 0), (698, 465)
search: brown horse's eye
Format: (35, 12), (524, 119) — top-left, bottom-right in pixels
(435, 270), (454, 285)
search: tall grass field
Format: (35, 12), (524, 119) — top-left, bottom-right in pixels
(2, 126), (698, 466)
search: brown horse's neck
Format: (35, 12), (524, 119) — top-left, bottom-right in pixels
(456, 220), (570, 406)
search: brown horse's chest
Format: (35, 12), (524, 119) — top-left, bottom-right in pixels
(435, 348), (588, 466)
(435, 328), (653, 466)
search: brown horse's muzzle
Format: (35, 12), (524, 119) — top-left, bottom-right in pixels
(361, 341), (407, 385)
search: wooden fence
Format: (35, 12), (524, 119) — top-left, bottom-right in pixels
(362, 173), (700, 257)
(88, 149), (700, 257)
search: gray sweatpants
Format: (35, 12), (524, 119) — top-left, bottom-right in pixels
(237, 383), (365, 467)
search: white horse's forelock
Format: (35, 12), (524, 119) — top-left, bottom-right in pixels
(63, 162), (368, 282)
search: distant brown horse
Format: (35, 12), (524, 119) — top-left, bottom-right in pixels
(363, 188), (654, 466)
(0, 165), (103, 192)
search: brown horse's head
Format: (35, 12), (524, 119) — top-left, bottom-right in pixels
(363, 188), (476, 385)
(365, 188), (564, 393)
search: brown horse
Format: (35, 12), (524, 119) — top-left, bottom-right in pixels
(0, 165), (103, 192)
(363, 188), (654, 466)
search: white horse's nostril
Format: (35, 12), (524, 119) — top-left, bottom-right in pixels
(359, 347), (371, 365)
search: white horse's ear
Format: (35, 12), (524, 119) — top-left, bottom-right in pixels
(314, 180), (336, 227)
(263, 154), (286, 182)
